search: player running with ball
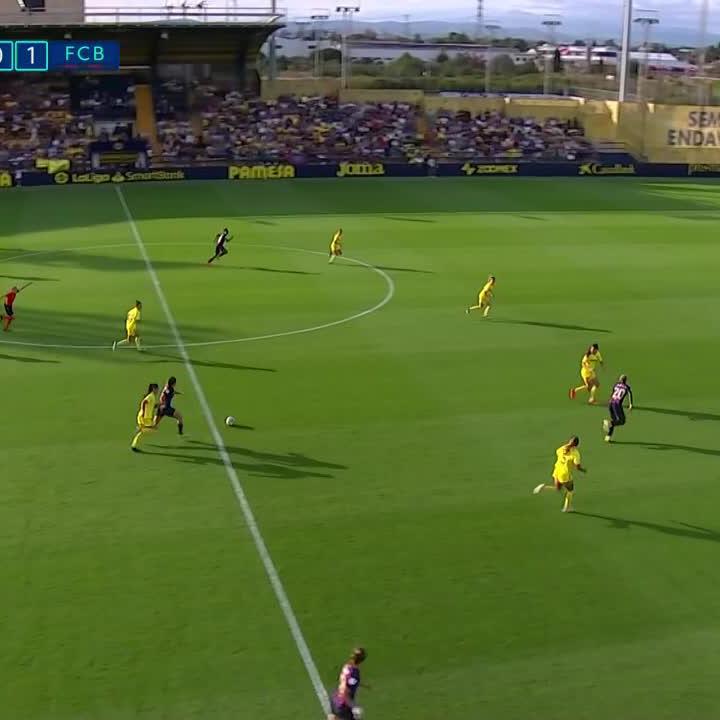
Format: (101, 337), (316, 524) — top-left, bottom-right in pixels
(603, 374), (634, 443)
(329, 647), (367, 720)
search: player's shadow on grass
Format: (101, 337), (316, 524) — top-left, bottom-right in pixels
(614, 440), (720, 457)
(495, 320), (612, 334)
(0, 353), (60, 363)
(0, 275), (59, 282)
(242, 266), (319, 276)
(3, 249), (210, 274)
(142, 351), (276, 373)
(635, 405), (720, 422)
(145, 442), (345, 479)
(7, 308), (226, 352)
(383, 216), (436, 224)
(575, 512), (720, 543)
(188, 441), (349, 470)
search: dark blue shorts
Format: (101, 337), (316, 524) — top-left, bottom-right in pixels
(158, 406), (176, 419)
(4, 304), (13, 317)
(330, 697), (354, 720)
(609, 402), (625, 425)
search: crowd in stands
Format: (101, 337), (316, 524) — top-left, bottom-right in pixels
(0, 76), (600, 170)
(70, 76), (136, 120)
(0, 80), (91, 170)
(154, 83), (424, 164)
(433, 110), (593, 161)
(0, 77), (137, 170)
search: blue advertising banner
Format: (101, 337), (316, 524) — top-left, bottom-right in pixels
(226, 162), (428, 180)
(20, 166), (226, 187)
(14, 161), (720, 187)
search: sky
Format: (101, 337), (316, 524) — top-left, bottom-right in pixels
(282, 0), (709, 27)
(89, 0), (716, 35)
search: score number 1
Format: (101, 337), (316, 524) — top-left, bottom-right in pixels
(15, 41), (49, 71)
(0, 41), (13, 71)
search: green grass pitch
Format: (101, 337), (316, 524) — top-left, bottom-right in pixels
(2, 177), (720, 720)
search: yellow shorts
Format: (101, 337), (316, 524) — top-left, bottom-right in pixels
(126, 324), (137, 339)
(553, 474), (572, 489)
(479, 294), (491, 305)
(581, 371), (596, 384)
(136, 416), (154, 429)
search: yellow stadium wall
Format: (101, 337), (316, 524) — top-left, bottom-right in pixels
(505, 98), (581, 120)
(614, 101), (646, 155)
(635, 104), (720, 163)
(424, 96), (505, 114)
(580, 100), (617, 142)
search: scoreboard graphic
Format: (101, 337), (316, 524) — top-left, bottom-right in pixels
(0, 40), (120, 71)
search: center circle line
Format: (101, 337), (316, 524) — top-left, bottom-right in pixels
(0, 242), (395, 350)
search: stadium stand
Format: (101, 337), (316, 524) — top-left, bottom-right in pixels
(154, 90), (425, 164)
(1, 83), (604, 168)
(0, 78), (94, 170)
(431, 109), (594, 161)
(69, 76), (136, 121)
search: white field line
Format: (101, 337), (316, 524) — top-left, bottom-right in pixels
(115, 186), (330, 715)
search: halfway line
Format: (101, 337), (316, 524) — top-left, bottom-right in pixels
(115, 186), (330, 715)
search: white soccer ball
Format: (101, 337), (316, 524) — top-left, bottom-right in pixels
(351, 708), (364, 720)
(225, 416), (236, 427)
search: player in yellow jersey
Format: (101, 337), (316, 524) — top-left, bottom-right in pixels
(113, 300), (143, 351)
(329, 228), (343, 263)
(465, 275), (496, 317)
(533, 435), (586, 512)
(569, 343), (603, 404)
(131, 383), (159, 452)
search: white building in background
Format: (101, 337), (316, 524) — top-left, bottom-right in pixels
(270, 37), (536, 66)
(347, 41), (534, 66)
(537, 44), (696, 72)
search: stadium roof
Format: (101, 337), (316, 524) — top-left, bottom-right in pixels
(1, 3), (285, 26)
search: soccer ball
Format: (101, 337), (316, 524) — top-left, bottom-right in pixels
(225, 416), (236, 427)
(351, 708), (364, 720)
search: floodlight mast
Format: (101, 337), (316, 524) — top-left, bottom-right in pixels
(618, 0), (633, 101)
(484, 23), (501, 94)
(268, 0), (278, 81)
(311, 9), (330, 79)
(634, 12), (659, 102)
(542, 15), (562, 95)
(336, 4), (360, 89)
(697, 0), (709, 104)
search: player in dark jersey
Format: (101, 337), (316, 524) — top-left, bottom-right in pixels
(2, 282), (31, 331)
(154, 376), (184, 435)
(207, 228), (232, 264)
(329, 647), (367, 720)
(603, 374), (634, 442)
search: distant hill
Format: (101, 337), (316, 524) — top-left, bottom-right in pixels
(283, 17), (719, 48)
